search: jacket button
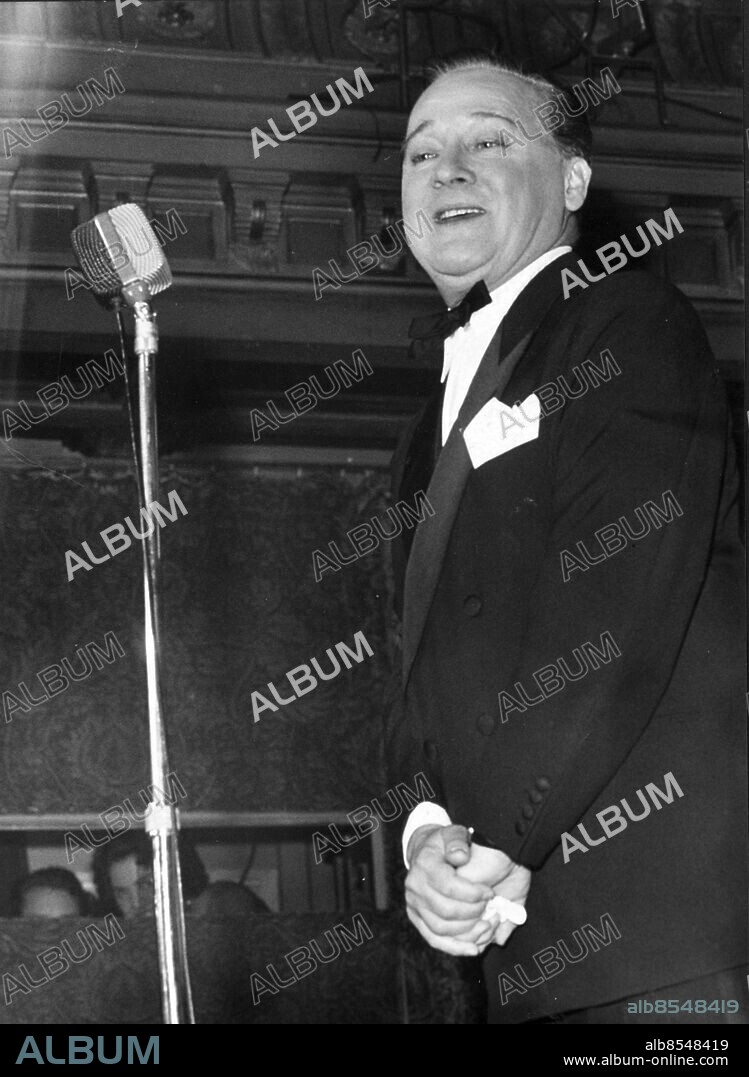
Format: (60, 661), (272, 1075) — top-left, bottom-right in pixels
(515, 821), (527, 836)
(463, 594), (483, 617)
(536, 776), (551, 791)
(476, 713), (496, 736)
(522, 805), (535, 820)
(423, 740), (438, 761)
(530, 790), (544, 804)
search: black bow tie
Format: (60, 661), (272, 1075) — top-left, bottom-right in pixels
(408, 280), (492, 342)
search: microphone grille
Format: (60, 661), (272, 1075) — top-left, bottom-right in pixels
(70, 218), (122, 298)
(109, 203), (172, 296)
(71, 203), (172, 299)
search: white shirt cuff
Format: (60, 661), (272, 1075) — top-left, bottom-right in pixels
(401, 802), (452, 867)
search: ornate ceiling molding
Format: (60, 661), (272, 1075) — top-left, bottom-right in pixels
(0, 0), (740, 87)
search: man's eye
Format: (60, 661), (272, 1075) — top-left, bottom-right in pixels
(410, 150), (436, 164)
(474, 135), (509, 150)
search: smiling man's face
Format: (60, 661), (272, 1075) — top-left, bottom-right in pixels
(401, 66), (591, 306)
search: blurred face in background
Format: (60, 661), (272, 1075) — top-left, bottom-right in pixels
(109, 853), (153, 917)
(401, 66), (590, 306)
(21, 886), (81, 918)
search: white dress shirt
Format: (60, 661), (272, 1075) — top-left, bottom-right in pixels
(440, 246), (571, 446)
(402, 246), (571, 869)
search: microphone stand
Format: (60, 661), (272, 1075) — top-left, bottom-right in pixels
(123, 281), (195, 1025)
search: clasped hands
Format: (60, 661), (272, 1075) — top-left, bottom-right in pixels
(405, 824), (531, 957)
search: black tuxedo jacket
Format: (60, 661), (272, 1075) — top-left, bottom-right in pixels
(387, 253), (746, 1022)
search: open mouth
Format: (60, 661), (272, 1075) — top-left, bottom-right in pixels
(434, 206), (485, 223)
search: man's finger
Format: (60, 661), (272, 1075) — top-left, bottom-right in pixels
(405, 887), (486, 936)
(452, 918), (495, 945)
(407, 908), (481, 957)
(405, 878), (488, 922)
(411, 853), (493, 903)
(442, 823), (472, 866)
(408, 899), (486, 938)
(458, 914), (500, 948)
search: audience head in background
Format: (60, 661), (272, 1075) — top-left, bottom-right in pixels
(15, 868), (88, 917)
(190, 880), (270, 917)
(93, 830), (208, 917)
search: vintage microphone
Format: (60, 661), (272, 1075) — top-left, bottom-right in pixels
(71, 205), (194, 1025)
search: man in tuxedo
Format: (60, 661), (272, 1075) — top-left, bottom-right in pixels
(387, 55), (746, 1023)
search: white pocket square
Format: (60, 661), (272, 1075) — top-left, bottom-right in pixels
(463, 393), (541, 469)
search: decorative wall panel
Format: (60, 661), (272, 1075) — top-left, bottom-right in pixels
(0, 460), (394, 816)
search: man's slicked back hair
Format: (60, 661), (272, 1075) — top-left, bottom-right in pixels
(426, 51), (593, 164)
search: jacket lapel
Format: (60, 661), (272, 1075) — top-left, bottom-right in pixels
(390, 384), (442, 607)
(400, 252), (576, 687)
(401, 324), (532, 686)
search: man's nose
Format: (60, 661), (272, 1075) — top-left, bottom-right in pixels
(432, 147), (475, 186)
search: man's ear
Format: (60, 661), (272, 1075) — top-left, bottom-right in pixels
(564, 157), (592, 212)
